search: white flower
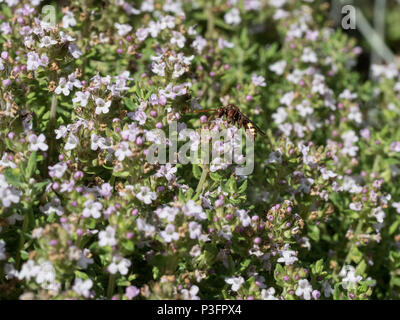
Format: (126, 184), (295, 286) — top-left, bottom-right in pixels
(39, 36), (57, 48)
(295, 279), (313, 300)
(393, 201), (400, 214)
(349, 202), (362, 211)
(190, 244), (201, 257)
(301, 47), (317, 63)
(236, 209), (252, 227)
(182, 200), (207, 220)
(0, 183), (21, 207)
(188, 221), (202, 239)
(269, 60), (287, 75)
(72, 278), (93, 298)
(252, 74), (266, 87)
(73, 91), (90, 107)
(136, 27), (149, 42)
(225, 276), (244, 292)
(137, 218), (156, 237)
(121, 123), (140, 142)
(62, 11), (77, 28)
(210, 157), (229, 172)
(82, 200), (103, 219)
(98, 226), (117, 247)
(272, 107), (287, 124)
(0, 153), (17, 169)
(28, 133), (48, 151)
(114, 23), (133, 36)
(95, 98), (111, 115)
(341, 130), (359, 157)
(136, 186), (157, 204)
(280, 91), (295, 107)
(35, 261), (57, 284)
(64, 133), (79, 151)
(27, 52), (47, 71)
(18, 260), (40, 281)
(218, 225), (232, 240)
(277, 249), (298, 265)
(261, 287), (278, 300)
(181, 285), (200, 300)
(320, 168), (337, 180)
(296, 100), (313, 117)
(48, 162), (68, 179)
(55, 77), (72, 96)
(159, 224), (179, 243)
(191, 35), (207, 53)
(107, 256), (131, 275)
(154, 163), (177, 181)
(152, 61), (166, 77)
(91, 134), (112, 151)
(40, 196), (64, 216)
(340, 265), (362, 289)
(155, 206), (179, 222)
(55, 125), (68, 139)
(218, 38), (234, 49)
(245, 0), (261, 10)
(148, 20), (161, 37)
(270, 0), (286, 8)
(171, 31), (186, 48)
(130, 109), (147, 125)
(224, 8), (241, 26)
(339, 89), (357, 100)
(115, 141), (132, 161)
(68, 44), (82, 59)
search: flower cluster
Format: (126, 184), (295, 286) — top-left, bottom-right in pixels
(0, 0), (400, 300)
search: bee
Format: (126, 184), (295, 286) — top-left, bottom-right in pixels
(194, 104), (265, 140)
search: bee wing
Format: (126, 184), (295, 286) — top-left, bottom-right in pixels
(240, 113), (266, 136)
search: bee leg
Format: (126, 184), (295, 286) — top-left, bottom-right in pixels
(238, 118), (244, 129)
(208, 111), (217, 122)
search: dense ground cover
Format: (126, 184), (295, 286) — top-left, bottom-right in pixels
(1, 0), (400, 300)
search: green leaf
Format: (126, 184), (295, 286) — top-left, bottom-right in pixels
(74, 271), (89, 280)
(349, 246), (363, 264)
(122, 240), (134, 252)
(238, 180), (247, 194)
(192, 164), (202, 180)
(389, 220), (400, 235)
(209, 171), (223, 182)
(333, 283), (342, 300)
(26, 151), (37, 180)
(308, 225), (320, 242)
(20, 250), (29, 261)
(152, 266), (160, 280)
(112, 170), (130, 178)
(312, 259), (324, 275)
(356, 260), (367, 275)
(116, 279), (131, 286)
(4, 170), (21, 187)
(240, 259), (251, 272)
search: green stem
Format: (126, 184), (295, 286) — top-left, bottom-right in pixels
(205, 1), (215, 39)
(47, 94), (58, 170)
(15, 211), (30, 269)
(107, 274), (116, 299)
(344, 218), (364, 265)
(193, 165), (209, 201)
